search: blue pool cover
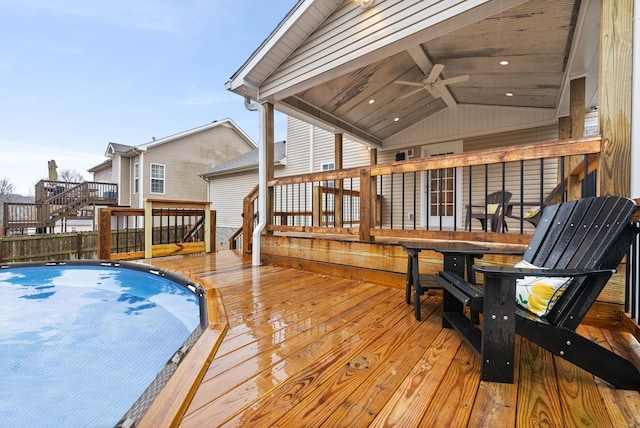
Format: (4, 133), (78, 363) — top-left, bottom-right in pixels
(0, 261), (204, 427)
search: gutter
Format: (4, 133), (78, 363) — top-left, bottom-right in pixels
(244, 97), (266, 266)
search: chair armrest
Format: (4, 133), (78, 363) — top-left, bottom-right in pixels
(474, 266), (615, 278)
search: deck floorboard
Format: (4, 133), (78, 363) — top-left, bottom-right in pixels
(146, 251), (640, 427)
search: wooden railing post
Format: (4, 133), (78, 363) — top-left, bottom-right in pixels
(144, 199), (153, 259)
(359, 168), (372, 241)
(242, 186), (258, 257)
(312, 186), (322, 226)
(208, 209), (216, 253)
(97, 208), (112, 260)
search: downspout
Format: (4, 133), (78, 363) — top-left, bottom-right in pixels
(245, 97), (266, 266)
(632, 0), (639, 198)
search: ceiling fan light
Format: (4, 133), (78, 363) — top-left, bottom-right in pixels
(360, 0), (374, 10)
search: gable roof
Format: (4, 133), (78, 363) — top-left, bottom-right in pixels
(89, 118), (256, 173)
(226, 0), (597, 148)
(200, 141), (287, 178)
(136, 118), (256, 151)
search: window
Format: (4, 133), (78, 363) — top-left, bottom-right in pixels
(321, 162), (335, 171)
(133, 163), (139, 194)
(150, 163), (165, 194)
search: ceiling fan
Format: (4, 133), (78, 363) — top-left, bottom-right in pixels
(394, 64), (469, 108)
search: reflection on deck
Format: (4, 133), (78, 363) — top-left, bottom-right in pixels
(147, 251), (640, 427)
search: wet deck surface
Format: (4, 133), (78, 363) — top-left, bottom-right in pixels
(147, 251), (640, 427)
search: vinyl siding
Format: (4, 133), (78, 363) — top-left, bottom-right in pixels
(210, 172), (258, 228)
(260, 0), (515, 98)
(374, 124), (560, 230)
(130, 126), (253, 203)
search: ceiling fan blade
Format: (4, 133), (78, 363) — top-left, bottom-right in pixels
(399, 87), (425, 99)
(394, 80), (422, 87)
(427, 63), (445, 83)
(434, 86), (458, 109)
(435, 74), (470, 86)
(400, 87), (425, 99)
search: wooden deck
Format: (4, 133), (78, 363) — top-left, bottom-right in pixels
(146, 251), (640, 427)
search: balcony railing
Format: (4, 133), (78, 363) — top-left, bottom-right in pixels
(243, 136), (601, 247)
(97, 199), (214, 260)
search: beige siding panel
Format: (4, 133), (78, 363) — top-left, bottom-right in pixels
(261, 0), (519, 98)
(386, 105), (557, 148)
(138, 126), (253, 202)
(210, 173), (257, 228)
(284, 116), (370, 176)
(281, 116), (311, 177)
(372, 125), (560, 230)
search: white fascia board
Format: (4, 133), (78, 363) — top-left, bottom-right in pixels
(260, 0), (527, 101)
(226, 0), (328, 98)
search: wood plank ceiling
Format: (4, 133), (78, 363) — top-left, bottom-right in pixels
(289, 0), (581, 142)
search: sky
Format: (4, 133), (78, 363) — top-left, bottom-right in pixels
(0, 0), (296, 195)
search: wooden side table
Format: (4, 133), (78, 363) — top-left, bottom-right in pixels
(399, 240), (489, 321)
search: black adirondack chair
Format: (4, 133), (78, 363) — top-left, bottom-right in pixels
(436, 196), (640, 389)
(466, 190), (513, 232)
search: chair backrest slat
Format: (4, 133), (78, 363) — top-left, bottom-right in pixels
(520, 196), (637, 327)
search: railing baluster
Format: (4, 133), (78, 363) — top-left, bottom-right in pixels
(414, 171), (417, 230)
(402, 173), (406, 230)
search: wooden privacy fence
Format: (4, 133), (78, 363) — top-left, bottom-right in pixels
(0, 232), (99, 262)
(98, 199), (215, 260)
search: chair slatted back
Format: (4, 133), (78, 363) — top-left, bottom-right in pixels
(521, 197), (637, 328)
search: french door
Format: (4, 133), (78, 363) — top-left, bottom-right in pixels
(421, 141), (463, 228)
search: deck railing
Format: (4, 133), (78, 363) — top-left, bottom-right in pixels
(624, 214), (640, 335)
(3, 180), (118, 235)
(98, 199), (214, 260)
(247, 136), (601, 246)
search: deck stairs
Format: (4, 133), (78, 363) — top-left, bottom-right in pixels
(2, 180), (119, 235)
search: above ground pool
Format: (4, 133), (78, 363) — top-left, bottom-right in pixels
(0, 260), (207, 427)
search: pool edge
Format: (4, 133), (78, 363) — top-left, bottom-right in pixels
(136, 282), (229, 427)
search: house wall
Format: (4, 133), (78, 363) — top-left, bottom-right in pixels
(139, 126), (252, 202)
(286, 116), (371, 173)
(92, 163), (112, 184)
(119, 156), (131, 206)
(209, 170), (259, 249)
(373, 123), (560, 231)
(277, 116), (561, 231)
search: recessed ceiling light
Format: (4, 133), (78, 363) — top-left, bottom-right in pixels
(506, 92), (514, 97)
(499, 60), (510, 66)
(394, 117), (400, 122)
(369, 99), (375, 104)
(360, 0), (374, 9)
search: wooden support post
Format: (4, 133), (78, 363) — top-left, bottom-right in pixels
(558, 116), (571, 196)
(369, 148), (377, 165)
(599, 0), (633, 197)
(567, 77), (586, 200)
(335, 133), (344, 227)
(264, 102), (275, 234)
(369, 148), (378, 226)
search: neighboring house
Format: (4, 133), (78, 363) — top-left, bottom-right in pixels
(200, 140), (287, 248)
(88, 119), (256, 208)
